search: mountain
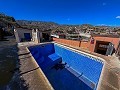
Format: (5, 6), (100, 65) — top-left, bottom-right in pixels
(1, 13), (120, 36)
(16, 20), (88, 33)
(0, 13), (20, 36)
(16, 20), (59, 30)
(17, 20), (119, 34)
(0, 13), (19, 28)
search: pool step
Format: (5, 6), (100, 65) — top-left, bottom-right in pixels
(48, 53), (62, 62)
(42, 53), (62, 72)
(65, 66), (96, 90)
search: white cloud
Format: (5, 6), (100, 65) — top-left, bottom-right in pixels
(116, 16), (120, 19)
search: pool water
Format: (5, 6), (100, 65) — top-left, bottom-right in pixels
(28, 43), (103, 90)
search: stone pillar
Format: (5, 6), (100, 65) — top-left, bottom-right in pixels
(14, 29), (20, 43)
(32, 29), (41, 43)
(36, 29), (41, 43)
(32, 29), (36, 42)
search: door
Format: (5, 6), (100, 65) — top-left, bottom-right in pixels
(94, 41), (109, 55)
(106, 43), (114, 56)
(24, 33), (31, 41)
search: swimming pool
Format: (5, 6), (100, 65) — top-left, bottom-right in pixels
(28, 43), (104, 90)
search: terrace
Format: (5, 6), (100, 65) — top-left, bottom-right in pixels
(12, 30), (120, 90)
(16, 41), (120, 90)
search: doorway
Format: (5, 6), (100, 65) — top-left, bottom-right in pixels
(42, 33), (50, 42)
(94, 41), (110, 55)
(24, 33), (31, 41)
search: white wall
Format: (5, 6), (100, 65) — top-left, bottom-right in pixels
(14, 28), (32, 42)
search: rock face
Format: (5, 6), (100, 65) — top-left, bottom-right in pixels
(0, 13), (20, 37)
(0, 27), (4, 40)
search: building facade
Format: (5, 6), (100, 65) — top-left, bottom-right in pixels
(14, 28), (51, 43)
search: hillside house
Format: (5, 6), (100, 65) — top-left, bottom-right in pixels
(14, 28), (51, 43)
(51, 34), (66, 39)
(89, 34), (120, 55)
(14, 28), (32, 42)
(51, 30), (66, 39)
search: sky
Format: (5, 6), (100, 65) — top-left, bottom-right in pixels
(0, 0), (120, 26)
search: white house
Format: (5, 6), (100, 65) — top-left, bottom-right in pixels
(14, 28), (51, 43)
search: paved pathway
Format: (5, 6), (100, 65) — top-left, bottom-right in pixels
(0, 36), (18, 89)
(17, 43), (53, 90)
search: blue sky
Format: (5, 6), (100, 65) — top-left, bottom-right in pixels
(0, 0), (120, 26)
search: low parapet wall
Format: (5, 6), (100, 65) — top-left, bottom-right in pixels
(53, 38), (89, 50)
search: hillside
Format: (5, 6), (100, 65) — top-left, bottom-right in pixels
(0, 13), (19, 28)
(1, 13), (120, 36)
(16, 20), (94, 33)
(16, 20), (59, 29)
(0, 13), (21, 36)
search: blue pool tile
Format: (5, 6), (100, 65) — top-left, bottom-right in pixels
(28, 43), (103, 90)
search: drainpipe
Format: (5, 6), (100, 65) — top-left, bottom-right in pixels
(79, 40), (81, 47)
(79, 36), (82, 47)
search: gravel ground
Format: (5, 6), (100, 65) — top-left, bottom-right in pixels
(0, 36), (18, 90)
(0, 36), (52, 90)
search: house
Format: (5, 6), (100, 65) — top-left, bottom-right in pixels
(51, 34), (66, 39)
(32, 29), (51, 43)
(14, 28), (52, 43)
(14, 28), (32, 42)
(89, 34), (120, 55)
(66, 33), (79, 40)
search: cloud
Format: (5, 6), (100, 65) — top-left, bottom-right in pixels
(116, 16), (120, 19)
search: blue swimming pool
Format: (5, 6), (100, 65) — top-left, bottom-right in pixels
(28, 43), (104, 90)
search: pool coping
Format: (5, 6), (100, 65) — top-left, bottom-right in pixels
(52, 42), (120, 90)
(18, 41), (120, 90)
(54, 42), (105, 90)
(25, 46), (54, 90)
(27, 42), (107, 90)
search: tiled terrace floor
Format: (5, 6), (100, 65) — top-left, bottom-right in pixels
(18, 42), (53, 90)
(18, 41), (120, 90)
